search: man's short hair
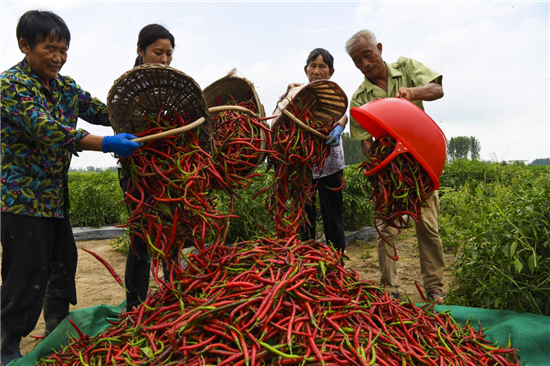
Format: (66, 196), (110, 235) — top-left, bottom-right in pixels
(16, 10), (71, 50)
(345, 30), (378, 55)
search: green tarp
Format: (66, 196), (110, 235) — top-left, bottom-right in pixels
(10, 302), (126, 366)
(429, 305), (550, 366)
(10, 302), (550, 365)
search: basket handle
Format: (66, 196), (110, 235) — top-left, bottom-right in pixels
(208, 105), (259, 118)
(363, 139), (408, 177)
(132, 105), (257, 143)
(282, 110), (329, 141)
(133, 117), (206, 143)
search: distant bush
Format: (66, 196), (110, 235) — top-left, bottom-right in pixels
(342, 164), (374, 231)
(530, 158), (550, 166)
(68, 171), (127, 227)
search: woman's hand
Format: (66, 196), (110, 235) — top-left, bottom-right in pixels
(326, 125), (344, 147)
(102, 133), (142, 157)
(286, 83), (302, 92)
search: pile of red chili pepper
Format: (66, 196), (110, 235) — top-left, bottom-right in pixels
(359, 134), (435, 260)
(39, 237), (520, 365)
(210, 98), (274, 190)
(261, 102), (334, 239)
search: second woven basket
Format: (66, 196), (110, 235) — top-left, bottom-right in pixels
(203, 70), (269, 176)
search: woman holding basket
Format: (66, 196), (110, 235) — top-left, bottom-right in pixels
(284, 48), (348, 255)
(119, 24), (175, 311)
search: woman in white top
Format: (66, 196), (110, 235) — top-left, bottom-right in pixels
(290, 48), (347, 254)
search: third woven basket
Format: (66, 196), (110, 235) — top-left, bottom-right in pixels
(107, 63), (213, 153)
(272, 79), (348, 133)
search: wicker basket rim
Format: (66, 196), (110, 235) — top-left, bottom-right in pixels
(203, 70), (266, 117)
(106, 63), (209, 134)
(272, 79), (348, 129)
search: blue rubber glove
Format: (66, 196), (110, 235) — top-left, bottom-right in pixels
(102, 133), (141, 158)
(326, 125), (344, 147)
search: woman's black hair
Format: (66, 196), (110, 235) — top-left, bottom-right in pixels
(16, 10), (71, 50)
(134, 24), (175, 66)
(306, 48), (334, 71)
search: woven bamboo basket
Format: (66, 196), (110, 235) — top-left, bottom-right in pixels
(107, 63), (213, 153)
(203, 70), (269, 174)
(272, 80), (348, 134)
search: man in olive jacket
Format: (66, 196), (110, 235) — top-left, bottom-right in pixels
(346, 29), (446, 304)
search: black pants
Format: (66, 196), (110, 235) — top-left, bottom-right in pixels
(1, 211), (77, 336)
(119, 169), (151, 311)
(302, 170), (345, 252)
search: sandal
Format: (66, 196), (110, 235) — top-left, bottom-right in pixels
(427, 289), (446, 304)
(388, 290), (401, 301)
(383, 286), (401, 301)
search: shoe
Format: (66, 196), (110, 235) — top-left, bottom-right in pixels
(1, 324), (22, 365)
(380, 280), (400, 301)
(382, 285), (401, 301)
(43, 295), (70, 336)
(427, 289), (446, 304)
(387, 290), (401, 301)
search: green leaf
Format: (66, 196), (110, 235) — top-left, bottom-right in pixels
(17, 177), (33, 188)
(39, 179), (52, 188)
(49, 131), (68, 142)
(514, 257), (523, 273)
(502, 243), (510, 258)
(21, 187), (35, 199)
(140, 346), (153, 358)
(320, 260), (326, 277)
(9, 143), (29, 155)
(157, 203), (172, 217)
(6, 205), (26, 214)
(510, 241), (518, 257)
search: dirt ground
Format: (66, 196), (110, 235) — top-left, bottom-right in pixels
(17, 239), (128, 356)
(16, 228), (455, 356)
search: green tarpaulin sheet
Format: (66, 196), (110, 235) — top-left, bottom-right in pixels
(10, 302), (550, 365)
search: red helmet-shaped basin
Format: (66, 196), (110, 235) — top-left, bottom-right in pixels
(350, 98), (447, 190)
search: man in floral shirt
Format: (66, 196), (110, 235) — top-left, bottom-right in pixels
(0, 10), (141, 363)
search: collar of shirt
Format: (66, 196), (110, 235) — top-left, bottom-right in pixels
(19, 57), (66, 96)
(359, 61), (403, 96)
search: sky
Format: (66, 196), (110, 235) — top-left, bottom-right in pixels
(1, 0), (549, 169)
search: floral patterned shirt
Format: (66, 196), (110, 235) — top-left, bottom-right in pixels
(1, 58), (110, 218)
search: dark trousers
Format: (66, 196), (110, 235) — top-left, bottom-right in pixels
(119, 169), (151, 311)
(1, 211), (77, 336)
(302, 170), (345, 252)
(124, 233), (150, 311)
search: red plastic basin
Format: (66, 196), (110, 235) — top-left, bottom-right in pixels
(350, 98), (447, 190)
